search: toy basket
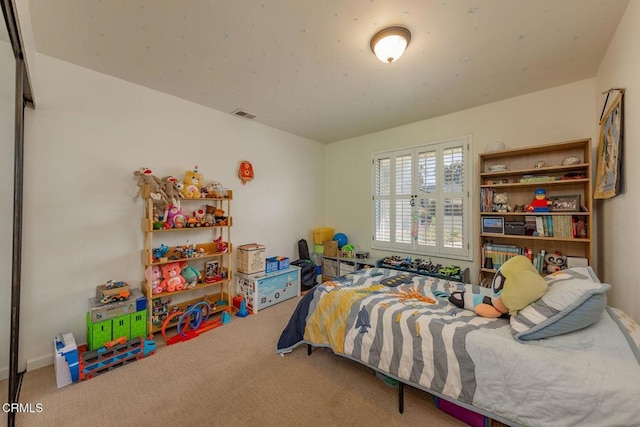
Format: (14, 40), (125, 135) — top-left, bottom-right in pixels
(313, 227), (335, 245)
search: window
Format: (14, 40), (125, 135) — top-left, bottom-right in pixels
(372, 136), (471, 260)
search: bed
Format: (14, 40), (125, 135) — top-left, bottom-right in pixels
(276, 267), (640, 427)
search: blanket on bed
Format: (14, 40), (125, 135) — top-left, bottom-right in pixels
(276, 267), (640, 427)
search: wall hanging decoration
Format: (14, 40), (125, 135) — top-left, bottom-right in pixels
(594, 88), (625, 199)
(238, 160), (254, 185)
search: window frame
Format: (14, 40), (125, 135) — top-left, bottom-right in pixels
(371, 135), (472, 261)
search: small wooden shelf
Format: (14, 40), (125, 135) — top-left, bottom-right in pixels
(480, 163), (588, 177)
(480, 178), (589, 188)
(480, 211), (590, 216)
(141, 183), (233, 334)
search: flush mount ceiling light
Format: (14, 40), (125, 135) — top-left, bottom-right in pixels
(370, 26), (411, 63)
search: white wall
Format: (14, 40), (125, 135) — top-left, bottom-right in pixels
(0, 41), (16, 380)
(325, 79), (597, 281)
(595, 0), (640, 322)
(5, 53), (325, 375)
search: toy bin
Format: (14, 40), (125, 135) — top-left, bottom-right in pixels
(237, 266), (301, 313)
(313, 227), (334, 245)
(434, 397), (489, 427)
(265, 257), (278, 274)
(237, 243), (266, 274)
(277, 257), (290, 270)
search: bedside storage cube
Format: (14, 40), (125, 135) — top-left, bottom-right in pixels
(237, 266), (300, 313)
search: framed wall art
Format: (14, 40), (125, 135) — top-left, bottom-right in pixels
(594, 89), (624, 199)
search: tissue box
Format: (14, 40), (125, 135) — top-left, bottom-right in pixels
(54, 333), (79, 389)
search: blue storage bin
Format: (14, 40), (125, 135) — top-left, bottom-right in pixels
(278, 257), (290, 270)
(265, 257), (278, 273)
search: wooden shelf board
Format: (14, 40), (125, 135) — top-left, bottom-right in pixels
(480, 233), (590, 242)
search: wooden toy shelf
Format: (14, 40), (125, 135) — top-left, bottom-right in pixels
(140, 185), (233, 333)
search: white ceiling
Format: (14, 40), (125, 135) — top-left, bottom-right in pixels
(27, 0), (629, 144)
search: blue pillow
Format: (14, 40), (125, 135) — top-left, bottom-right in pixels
(510, 267), (610, 342)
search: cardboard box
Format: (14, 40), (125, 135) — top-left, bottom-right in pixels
(237, 243), (266, 274)
(324, 240), (338, 257)
(54, 333), (79, 389)
(89, 289), (145, 323)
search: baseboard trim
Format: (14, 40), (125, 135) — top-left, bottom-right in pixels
(26, 354), (53, 372)
(0, 366), (8, 381)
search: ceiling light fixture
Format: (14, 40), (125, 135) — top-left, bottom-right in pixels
(370, 26), (411, 64)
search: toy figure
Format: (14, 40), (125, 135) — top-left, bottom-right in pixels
(160, 176), (182, 210)
(492, 192), (511, 213)
(526, 188), (551, 212)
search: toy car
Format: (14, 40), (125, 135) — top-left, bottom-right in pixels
(438, 265), (461, 276)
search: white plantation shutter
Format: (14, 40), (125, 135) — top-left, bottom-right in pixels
(372, 136), (470, 260)
(373, 156), (391, 242)
(395, 154), (413, 244)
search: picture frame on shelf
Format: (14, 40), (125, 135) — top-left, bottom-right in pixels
(205, 259), (221, 283)
(551, 194), (581, 212)
(481, 217), (504, 234)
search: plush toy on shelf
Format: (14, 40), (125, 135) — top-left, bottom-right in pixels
(146, 265), (163, 294)
(181, 166), (203, 199)
(544, 251), (567, 274)
(526, 188), (552, 212)
(160, 175), (182, 210)
(160, 262), (186, 293)
(180, 263), (201, 289)
(134, 167), (165, 203)
(492, 192), (511, 213)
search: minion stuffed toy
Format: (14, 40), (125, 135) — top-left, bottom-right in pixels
(449, 255), (547, 318)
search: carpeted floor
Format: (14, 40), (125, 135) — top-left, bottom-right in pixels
(3, 295), (466, 426)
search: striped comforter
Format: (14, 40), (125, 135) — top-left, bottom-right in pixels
(276, 267), (640, 427)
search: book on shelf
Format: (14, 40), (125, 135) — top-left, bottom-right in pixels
(552, 216), (573, 238)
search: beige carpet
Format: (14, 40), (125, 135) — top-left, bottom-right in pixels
(6, 296), (466, 427)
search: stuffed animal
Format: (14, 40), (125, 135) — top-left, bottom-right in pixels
(181, 167), (203, 199)
(134, 167), (165, 203)
(160, 262), (186, 293)
(204, 205), (216, 226)
(544, 251), (567, 274)
(180, 263), (201, 289)
(214, 236), (228, 253)
(160, 176), (182, 210)
(164, 203), (182, 229)
(203, 181), (223, 198)
(146, 265), (163, 294)
(449, 255), (547, 317)
(492, 192), (511, 213)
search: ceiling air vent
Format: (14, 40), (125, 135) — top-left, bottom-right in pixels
(231, 109), (257, 120)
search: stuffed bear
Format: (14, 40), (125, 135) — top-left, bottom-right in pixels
(160, 262), (186, 293)
(204, 205), (216, 226)
(181, 168), (203, 199)
(544, 251), (567, 274)
(449, 255), (547, 317)
(146, 265), (163, 294)
(492, 192), (511, 213)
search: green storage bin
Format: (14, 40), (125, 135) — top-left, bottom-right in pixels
(112, 314), (131, 341)
(87, 313), (112, 351)
(130, 309), (147, 339)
